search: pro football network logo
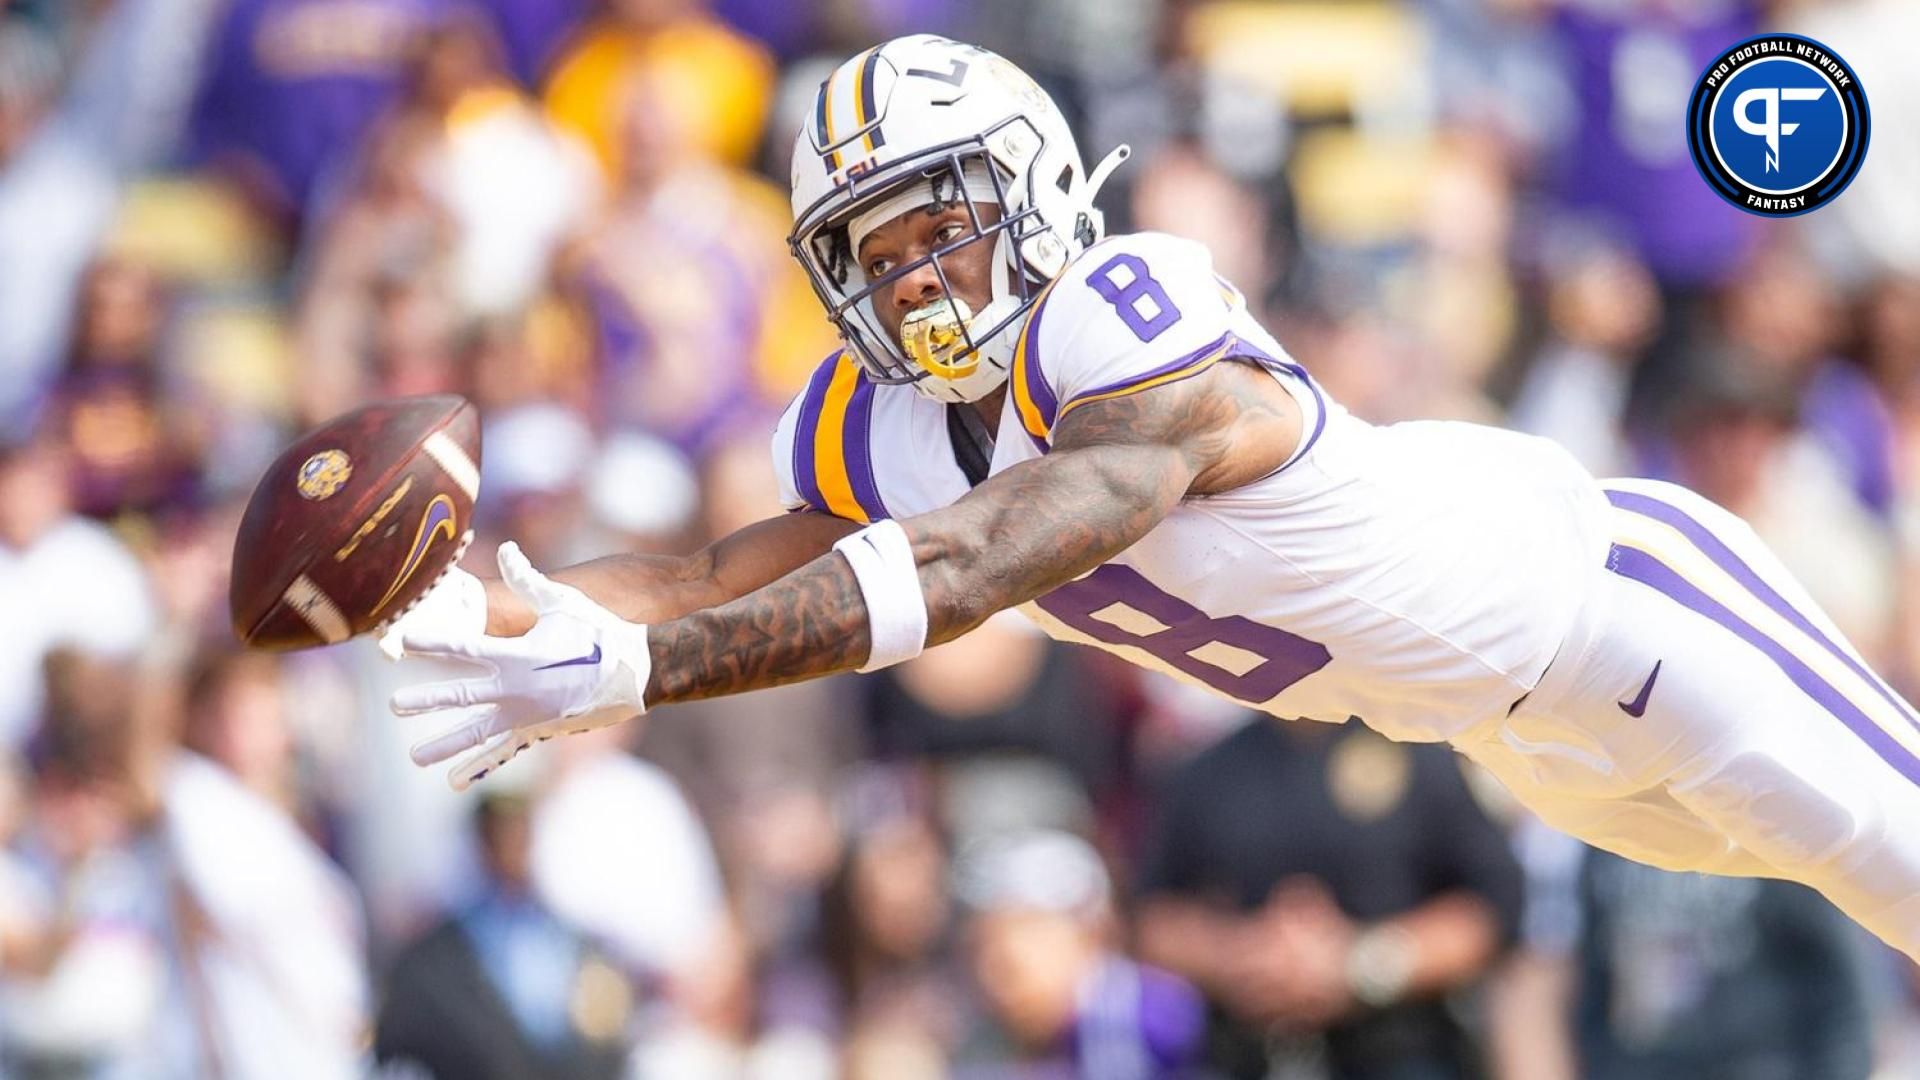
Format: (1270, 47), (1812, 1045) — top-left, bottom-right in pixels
(1687, 34), (1869, 217)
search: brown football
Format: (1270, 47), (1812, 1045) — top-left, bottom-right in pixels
(232, 395), (481, 650)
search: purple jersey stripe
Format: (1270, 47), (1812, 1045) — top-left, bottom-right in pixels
(1058, 331), (1330, 472)
(1279, 361), (1328, 466)
(844, 375), (889, 521)
(1606, 488), (1920, 734)
(1225, 335), (1278, 365)
(1062, 330), (1236, 411)
(1021, 296), (1059, 430)
(1608, 543), (1920, 785)
(1202, 336), (1328, 464)
(792, 354), (839, 513)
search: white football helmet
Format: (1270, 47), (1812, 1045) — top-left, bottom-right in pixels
(789, 35), (1129, 403)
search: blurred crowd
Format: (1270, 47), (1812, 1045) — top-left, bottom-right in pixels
(2, 0), (1919, 1077)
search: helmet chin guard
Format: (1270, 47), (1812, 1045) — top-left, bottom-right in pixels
(901, 295), (976, 378)
(889, 226), (1031, 405)
(788, 35), (1127, 405)
(908, 293), (1027, 404)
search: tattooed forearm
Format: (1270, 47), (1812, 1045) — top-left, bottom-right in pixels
(910, 439), (1191, 637)
(645, 544), (875, 703)
(642, 441), (1176, 705)
(643, 359), (1301, 706)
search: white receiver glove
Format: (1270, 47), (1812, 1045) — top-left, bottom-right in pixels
(389, 542), (652, 791)
(377, 563), (489, 661)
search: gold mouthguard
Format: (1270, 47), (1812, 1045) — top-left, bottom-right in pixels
(900, 296), (979, 380)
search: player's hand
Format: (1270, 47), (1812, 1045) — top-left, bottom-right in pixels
(377, 563), (489, 661)
(390, 542), (652, 790)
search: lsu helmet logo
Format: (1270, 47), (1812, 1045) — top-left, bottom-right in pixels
(1687, 33), (1869, 217)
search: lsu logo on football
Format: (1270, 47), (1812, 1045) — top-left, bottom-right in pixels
(295, 449), (352, 500)
(1687, 33), (1869, 217)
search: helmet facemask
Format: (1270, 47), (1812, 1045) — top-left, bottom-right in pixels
(791, 119), (1057, 404)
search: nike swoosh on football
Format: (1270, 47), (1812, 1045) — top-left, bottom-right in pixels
(534, 644), (602, 671)
(1618, 660), (1662, 717)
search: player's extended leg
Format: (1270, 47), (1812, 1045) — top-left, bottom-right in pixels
(1583, 479), (1920, 958)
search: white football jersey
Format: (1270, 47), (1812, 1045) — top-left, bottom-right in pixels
(773, 232), (1614, 742)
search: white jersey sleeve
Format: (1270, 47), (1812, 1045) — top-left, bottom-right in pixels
(769, 382), (813, 514)
(1009, 232), (1256, 445)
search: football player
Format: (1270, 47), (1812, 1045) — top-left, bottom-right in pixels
(389, 36), (1920, 960)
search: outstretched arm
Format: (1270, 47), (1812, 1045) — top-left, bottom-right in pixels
(645, 359), (1297, 705)
(647, 441), (1178, 704)
(480, 511), (861, 634)
(391, 361), (1299, 790)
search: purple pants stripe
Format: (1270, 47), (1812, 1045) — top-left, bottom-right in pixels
(1607, 543), (1920, 785)
(1606, 488), (1920, 735)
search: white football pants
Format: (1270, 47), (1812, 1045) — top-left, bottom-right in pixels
(1457, 479), (1920, 961)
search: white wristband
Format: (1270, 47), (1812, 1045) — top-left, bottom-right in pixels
(833, 519), (928, 672)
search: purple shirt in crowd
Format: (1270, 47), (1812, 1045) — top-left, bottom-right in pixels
(711, 0), (962, 61)
(1804, 359), (1897, 517)
(952, 958), (1206, 1080)
(1545, 1), (1760, 285)
(188, 0), (457, 218)
(1070, 958), (1206, 1078)
(467, 0), (591, 87)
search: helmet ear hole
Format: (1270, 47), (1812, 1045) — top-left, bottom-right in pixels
(1055, 164), (1075, 193)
